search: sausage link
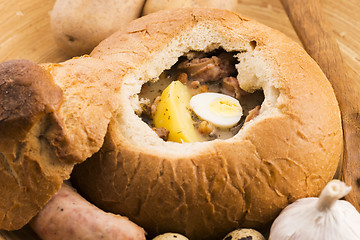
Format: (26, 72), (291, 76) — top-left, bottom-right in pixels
(30, 183), (146, 240)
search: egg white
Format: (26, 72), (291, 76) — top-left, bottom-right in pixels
(190, 92), (243, 128)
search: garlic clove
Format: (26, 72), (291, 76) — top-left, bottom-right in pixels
(269, 180), (360, 240)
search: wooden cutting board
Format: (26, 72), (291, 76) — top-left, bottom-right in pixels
(0, 0), (359, 239)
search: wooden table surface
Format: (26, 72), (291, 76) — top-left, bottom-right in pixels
(0, 0), (359, 239)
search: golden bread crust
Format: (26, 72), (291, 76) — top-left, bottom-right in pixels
(0, 57), (124, 229)
(0, 60), (69, 230)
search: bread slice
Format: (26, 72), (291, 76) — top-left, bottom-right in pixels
(71, 8), (343, 240)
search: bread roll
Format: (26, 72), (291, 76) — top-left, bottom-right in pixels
(0, 56), (123, 230)
(0, 60), (66, 230)
(71, 8), (343, 240)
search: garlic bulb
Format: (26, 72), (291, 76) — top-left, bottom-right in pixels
(269, 179), (360, 240)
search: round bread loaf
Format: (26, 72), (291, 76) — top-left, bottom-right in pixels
(71, 8), (343, 240)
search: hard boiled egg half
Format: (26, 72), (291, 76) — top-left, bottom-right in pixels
(190, 92), (243, 128)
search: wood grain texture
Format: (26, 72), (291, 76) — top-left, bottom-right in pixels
(0, 0), (68, 63)
(280, 0), (360, 213)
(0, 0), (359, 239)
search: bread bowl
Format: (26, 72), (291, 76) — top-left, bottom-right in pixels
(70, 8), (343, 240)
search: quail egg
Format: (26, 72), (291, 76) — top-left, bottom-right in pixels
(223, 228), (265, 240)
(152, 233), (189, 240)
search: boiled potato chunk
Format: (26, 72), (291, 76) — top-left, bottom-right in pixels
(153, 81), (202, 143)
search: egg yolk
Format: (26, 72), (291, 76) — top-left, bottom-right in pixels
(190, 92), (243, 128)
(209, 98), (241, 117)
(153, 81), (203, 143)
